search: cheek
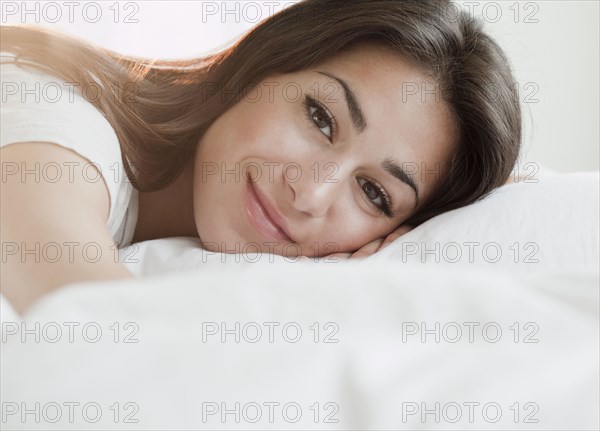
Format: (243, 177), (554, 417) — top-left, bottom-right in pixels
(243, 103), (303, 157)
(312, 200), (393, 253)
(190, 98), (293, 243)
(193, 99), (282, 183)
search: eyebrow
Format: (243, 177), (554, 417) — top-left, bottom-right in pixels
(316, 71), (420, 210)
(382, 158), (420, 209)
(317, 71), (367, 134)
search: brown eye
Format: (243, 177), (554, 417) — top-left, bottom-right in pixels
(304, 95), (336, 141)
(311, 106), (329, 129)
(362, 181), (379, 200)
(357, 177), (394, 218)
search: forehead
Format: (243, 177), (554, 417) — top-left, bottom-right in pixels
(320, 43), (426, 88)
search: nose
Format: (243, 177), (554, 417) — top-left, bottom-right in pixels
(285, 161), (346, 218)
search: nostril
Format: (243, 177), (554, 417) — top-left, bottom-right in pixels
(284, 170), (296, 201)
(289, 181), (296, 202)
(247, 169), (256, 184)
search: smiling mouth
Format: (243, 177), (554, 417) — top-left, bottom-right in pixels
(245, 173), (294, 244)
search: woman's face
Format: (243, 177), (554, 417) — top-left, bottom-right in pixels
(193, 44), (458, 257)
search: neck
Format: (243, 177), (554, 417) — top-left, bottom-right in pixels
(131, 162), (198, 244)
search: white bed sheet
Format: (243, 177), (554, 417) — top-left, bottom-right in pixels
(1, 261), (598, 430)
(2, 172), (599, 430)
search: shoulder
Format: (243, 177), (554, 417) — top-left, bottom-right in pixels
(1, 51), (121, 158)
(1, 51), (136, 243)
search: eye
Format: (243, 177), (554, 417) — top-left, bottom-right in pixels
(357, 177), (395, 218)
(303, 95), (337, 141)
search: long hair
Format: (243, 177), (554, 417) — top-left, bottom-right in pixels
(0, 0), (522, 226)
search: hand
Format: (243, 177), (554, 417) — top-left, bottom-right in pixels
(324, 224), (414, 261)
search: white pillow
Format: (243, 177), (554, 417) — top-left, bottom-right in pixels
(118, 172), (599, 276)
(370, 172), (599, 270)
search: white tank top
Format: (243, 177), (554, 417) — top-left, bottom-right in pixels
(0, 52), (139, 248)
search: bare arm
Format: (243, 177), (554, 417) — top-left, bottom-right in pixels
(1, 142), (134, 315)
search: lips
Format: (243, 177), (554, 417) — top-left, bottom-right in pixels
(245, 174), (294, 244)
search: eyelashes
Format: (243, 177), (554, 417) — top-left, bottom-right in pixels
(357, 177), (394, 218)
(302, 94), (395, 219)
(303, 95), (337, 141)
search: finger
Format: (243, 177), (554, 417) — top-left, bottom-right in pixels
(379, 225), (414, 251)
(380, 228), (410, 249)
(325, 252), (352, 262)
(350, 237), (385, 259)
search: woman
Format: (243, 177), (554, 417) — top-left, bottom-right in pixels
(1, 0), (521, 313)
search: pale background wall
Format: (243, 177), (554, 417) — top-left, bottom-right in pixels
(2, 0), (598, 172)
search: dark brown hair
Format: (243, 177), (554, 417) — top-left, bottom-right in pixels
(1, 0), (521, 227)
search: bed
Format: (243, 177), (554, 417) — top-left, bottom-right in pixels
(1, 172), (598, 430)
